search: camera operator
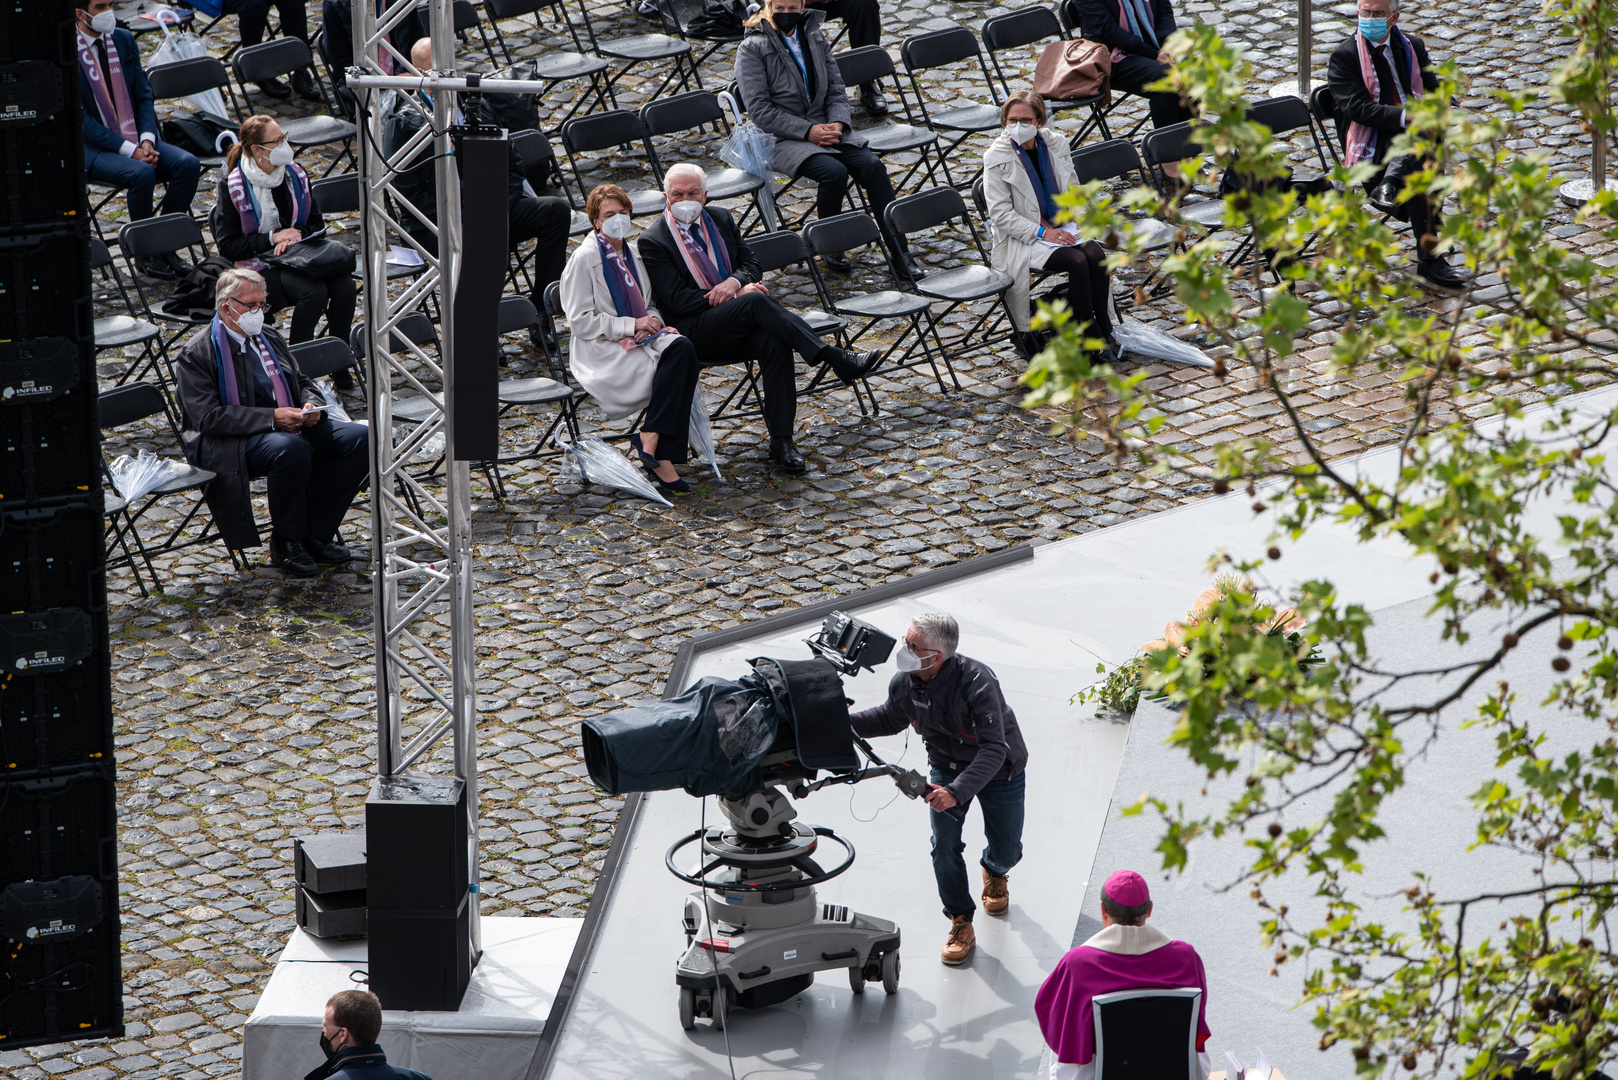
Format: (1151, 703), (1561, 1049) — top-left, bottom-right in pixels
(849, 613), (1028, 965)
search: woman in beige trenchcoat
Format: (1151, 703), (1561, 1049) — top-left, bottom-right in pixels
(559, 183), (702, 493)
(981, 90), (1116, 360)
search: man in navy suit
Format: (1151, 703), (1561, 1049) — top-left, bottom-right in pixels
(77, 0), (201, 278)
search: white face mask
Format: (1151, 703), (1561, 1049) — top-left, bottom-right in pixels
(235, 308), (265, 336)
(268, 143), (295, 167)
(600, 212), (633, 240)
(669, 199), (704, 224)
(88, 9), (117, 34)
(1005, 122), (1039, 145)
(895, 644), (935, 673)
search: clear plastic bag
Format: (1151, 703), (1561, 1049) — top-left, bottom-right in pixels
(108, 449), (189, 503)
(317, 379), (353, 424)
(717, 92), (779, 231)
(1111, 318), (1216, 369)
(712, 688), (774, 764)
(148, 12), (231, 123)
(688, 389), (722, 482)
(557, 435), (672, 507)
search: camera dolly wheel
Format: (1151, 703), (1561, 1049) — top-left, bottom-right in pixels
(849, 963), (864, 994)
(678, 986), (696, 1030)
(882, 949), (900, 994)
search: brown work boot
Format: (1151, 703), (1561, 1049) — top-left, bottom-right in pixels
(982, 867), (1010, 916)
(941, 915), (975, 965)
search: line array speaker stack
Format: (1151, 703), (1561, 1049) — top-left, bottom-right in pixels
(0, 0), (124, 1049)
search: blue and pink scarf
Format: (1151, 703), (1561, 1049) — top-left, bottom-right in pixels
(1346, 27), (1423, 166)
(77, 29), (139, 145)
(209, 316), (294, 409)
(226, 161), (313, 270)
(664, 208), (733, 291)
(598, 234), (678, 350)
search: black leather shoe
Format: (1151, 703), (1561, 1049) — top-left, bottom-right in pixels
(257, 77), (293, 101)
(1369, 182), (1401, 214)
(303, 537), (354, 565)
(530, 320), (559, 355)
(270, 535), (320, 576)
(1416, 255), (1466, 290)
(822, 251), (853, 273)
(860, 83), (889, 115)
(768, 437), (807, 473)
(137, 255), (179, 280)
(291, 68), (322, 102)
(159, 252), (191, 277)
(826, 347), (881, 386)
(894, 249), (922, 282)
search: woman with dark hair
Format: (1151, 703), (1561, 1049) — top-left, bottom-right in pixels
(734, 0), (918, 278)
(559, 183), (703, 494)
(981, 90), (1114, 360)
(210, 115), (357, 378)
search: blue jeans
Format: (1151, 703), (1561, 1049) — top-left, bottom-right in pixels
(930, 766), (1025, 919)
(84, 139), (201, 221)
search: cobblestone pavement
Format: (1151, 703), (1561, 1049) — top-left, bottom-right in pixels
(24, 0), (1611, 1075)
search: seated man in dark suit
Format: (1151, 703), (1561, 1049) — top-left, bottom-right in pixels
(384, 38), (571, 347)
(174, 269), (370, 578)
(76, 0), (201, 279)
(637, 163), (879, 474)
(1326, 0), (1463, 289)
(1069, 0), (1192, 131)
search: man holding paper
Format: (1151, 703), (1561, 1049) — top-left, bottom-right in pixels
(174, 269), (370, 577)
(1035, 870), (1213, 1080)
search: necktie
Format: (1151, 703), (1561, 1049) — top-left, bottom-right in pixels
(687, 223), (708, 256)
(248, 338), (294, 408)
(95, 39), (114, 87)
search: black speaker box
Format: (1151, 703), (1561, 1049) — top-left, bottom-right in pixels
(0, 379), (100, 503)
(0, 875), (122, 1047)
(3, 499), (106, 612)
(0, 656), (113, 779)
(0, 766), (118, 885)
(0, 224), (93, 342)
(0, 4), (76, 67)
(366, 774), (472, 1010)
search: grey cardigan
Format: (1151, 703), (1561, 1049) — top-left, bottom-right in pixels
(733, 9), (866, 177)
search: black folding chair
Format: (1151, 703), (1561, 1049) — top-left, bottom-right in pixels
(231, 40), (359, 174)
(558, 111), (666, 214)
(899, 27), (1004, 188)
(290, 336), (366, 398)
(833, 46), (944, 194)
(1247, 94), (1334, 188)
(1091, 987), (1204, 1080)
(1056, 0), (1153, 142)
(116, 214), (214, 354)
(884, 186), (1016, 371)
(146, 56), (241, 169)
(481, 0), (593, 64)
(1068, 139), (1180, 298)
(490, 46), (616, 135)
(574, 1), (699, 106)
(90, 237), (180, 423)
(1310, 83), (1344, 167)
(639, 91), (767, 227)
(100, 382), (229, 596)
(981, 6), (1110, 148)
(802, 211), (951, 393)
(490, 296), (587, 488)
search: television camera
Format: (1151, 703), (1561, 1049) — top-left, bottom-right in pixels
(581, 612), (929, 1029)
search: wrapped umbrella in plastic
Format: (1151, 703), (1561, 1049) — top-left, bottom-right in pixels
(717, 91), (779, 231)
(558, 435), (673, 507)
(108, 449), (191, 504)
(688, 389), (722, 482)
(1111, 318), (1216, 369)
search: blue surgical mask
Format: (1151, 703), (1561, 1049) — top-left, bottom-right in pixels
(1358, 16), (1388, 41)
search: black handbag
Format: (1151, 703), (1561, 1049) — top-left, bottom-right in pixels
(264, 237), (357, 279)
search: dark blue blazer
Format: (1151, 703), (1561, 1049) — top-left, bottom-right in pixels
(1070, 0), (1178, 60)
(79, 28), (160, 154)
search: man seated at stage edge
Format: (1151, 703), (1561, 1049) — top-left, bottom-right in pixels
(637, 163), (880, 474)
(304, 990), (432, 1080)
(1034, 869), (1212, 1080)
(175, 269), (370, 578)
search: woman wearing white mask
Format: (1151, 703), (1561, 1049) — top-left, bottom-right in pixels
(559, 183), (703, 493)
(981, 91), (1115, 362)
(209, 115), (357, 366)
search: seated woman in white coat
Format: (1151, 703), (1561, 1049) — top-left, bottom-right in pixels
(982, 90), (1115, 361)
(560, 183), (702, 494)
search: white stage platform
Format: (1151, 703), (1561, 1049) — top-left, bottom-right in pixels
(243, 916), (581, 1080)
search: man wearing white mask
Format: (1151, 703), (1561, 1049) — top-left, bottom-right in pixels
(847, 613), (1028, 966)
(174, 270), (370, 578)
(638, 163), (879, 473)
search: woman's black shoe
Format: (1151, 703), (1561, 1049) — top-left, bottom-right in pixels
(631, 433), (689, 492)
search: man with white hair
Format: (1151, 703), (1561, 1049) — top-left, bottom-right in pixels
(174, 268), (370, 577)
(848, 613), (1029, 965)
(638, 163), (880, 473)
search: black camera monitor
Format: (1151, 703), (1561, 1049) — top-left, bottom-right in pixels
(805, 612), (894, 675)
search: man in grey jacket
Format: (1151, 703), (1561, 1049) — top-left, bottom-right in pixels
(849, 613), (1029, 965)
(734, 0), (918, 278)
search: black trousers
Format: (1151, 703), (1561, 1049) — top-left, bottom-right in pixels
(808, 0), (880, 49)
(1041, 241), (1112, 337)
(1367, 159), (1443, 252)
(509, 195), (571, 313)
(1109, 54), (1192, 129)
(243, 416), (369, 543)
(641, 335), (702, 464)
(222, 0), (309, 46)
(794, 143), (904, 250)
(264, 266), (357, 346)
(677, 292), (824, 439)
